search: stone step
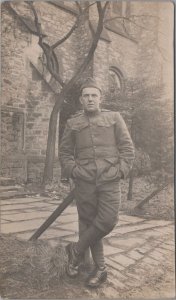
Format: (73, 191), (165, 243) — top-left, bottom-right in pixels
(0, 177), (16, 186)
(0, 190), (36, 200)
(0, 185), (23, 192)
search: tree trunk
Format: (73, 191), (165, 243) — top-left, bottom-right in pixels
(42, 93), (64, 186)
(41, 3), (107, 186)
(127, 169), (134, 201)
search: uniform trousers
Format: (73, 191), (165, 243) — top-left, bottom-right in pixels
(74, 179), (121, 268)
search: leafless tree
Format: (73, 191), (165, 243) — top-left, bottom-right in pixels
(26, 2), (167, 188)
(27, 1), (109, 186)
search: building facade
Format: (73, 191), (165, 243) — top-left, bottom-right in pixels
(1, 1), (174, 183)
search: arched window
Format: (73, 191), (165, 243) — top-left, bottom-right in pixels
(109, 66), (125, 99)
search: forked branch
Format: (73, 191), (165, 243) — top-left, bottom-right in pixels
(27, 1), (64, 86)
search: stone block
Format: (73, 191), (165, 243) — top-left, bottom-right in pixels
(110, 254), (135, 267)
(42, 228), (73, 239)
(153, 226), (174, 235)
(1, 203), (35, 211)
(125, 270), (143, 281)
(106, 258), (125, 271)
(1, 218), (50, 234)
(28, 201), (56, 209)
(148, 250), (166, 261)
(159, 243), (175, 252)
(104, 244), (123, 256)
(141, 257), (160, 267)
(58, 214), (78, 224)
(1, 197), (49, 205)
(108, 268), (127, 281)
(1, 219), (9, 223)
(139, 230), (163, 238)
(109, 277), (126, 289)
(119, 215), (145, 223)
(126, 249), (144, 260)
(134, 246), (150, 254)
(26, 123), (34, 129)
(145, 220), (173, 227)
(56, 221), (78, 232)
(156, 248), (174, 260)
(109, 237), (146, 250)
(1, 211), (48, 222)
(64, 206), (77, 214)
(113, 223), (164, 236)
(164, 240), (175, 246)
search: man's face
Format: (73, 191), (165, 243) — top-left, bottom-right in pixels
(80, 87), (102, 112)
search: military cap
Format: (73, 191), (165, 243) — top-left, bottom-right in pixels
(80, 77), (102, 93)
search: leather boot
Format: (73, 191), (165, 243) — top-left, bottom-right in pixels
(66, 242), (81, 277)
(85, 267), (107, 288)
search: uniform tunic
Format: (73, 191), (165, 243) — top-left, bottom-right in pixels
(60, 109), (135, 233)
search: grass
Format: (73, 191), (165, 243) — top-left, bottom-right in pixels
(0, 234), (68, 298)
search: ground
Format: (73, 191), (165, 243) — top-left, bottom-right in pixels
(0, 177), (175, 299)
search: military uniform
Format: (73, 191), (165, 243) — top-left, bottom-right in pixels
(60, 109), (134, 183)
(60, 109), (134, 269)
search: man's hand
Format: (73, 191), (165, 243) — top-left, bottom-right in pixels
(69, 178), (75, 191)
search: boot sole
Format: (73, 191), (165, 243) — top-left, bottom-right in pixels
(85, 272), (107, 288)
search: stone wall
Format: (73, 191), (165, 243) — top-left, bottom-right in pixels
(1, 1), (173, 183)
(92, 1), (169, 94)
(91, 1), (173, 125)
(1, 1), (88, 182)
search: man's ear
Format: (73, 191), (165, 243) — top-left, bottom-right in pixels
(79, 96), (83, 105)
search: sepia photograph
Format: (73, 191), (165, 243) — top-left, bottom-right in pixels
(0, 0), (175, 299)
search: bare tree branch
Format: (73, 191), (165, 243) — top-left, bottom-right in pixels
(51, 16), (80, 49)
(75, 1), (82, 13)
(84, 1), (97, 11)
(102, 1), (110, 13)
(51, 2), (97, 50)
(27, 2), (64, 87)
(26, 1), (43, 40)
(130, 14), (162, 21)
(42, 1), (109, 184)
(122, 18), (130, 36)
(64, 1), (107, 91)
(105, 14), (166, 37)
(97, 1), (102, 15)
(105, 13), (161, 23)
(130, 16), (166, 37)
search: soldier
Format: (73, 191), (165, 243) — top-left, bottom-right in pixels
(60, 77), (135, 288)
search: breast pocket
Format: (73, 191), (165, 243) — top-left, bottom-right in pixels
(73, 123), (91, 149)
(72, 122), (89, 132)
(95, 120), (117, 143)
